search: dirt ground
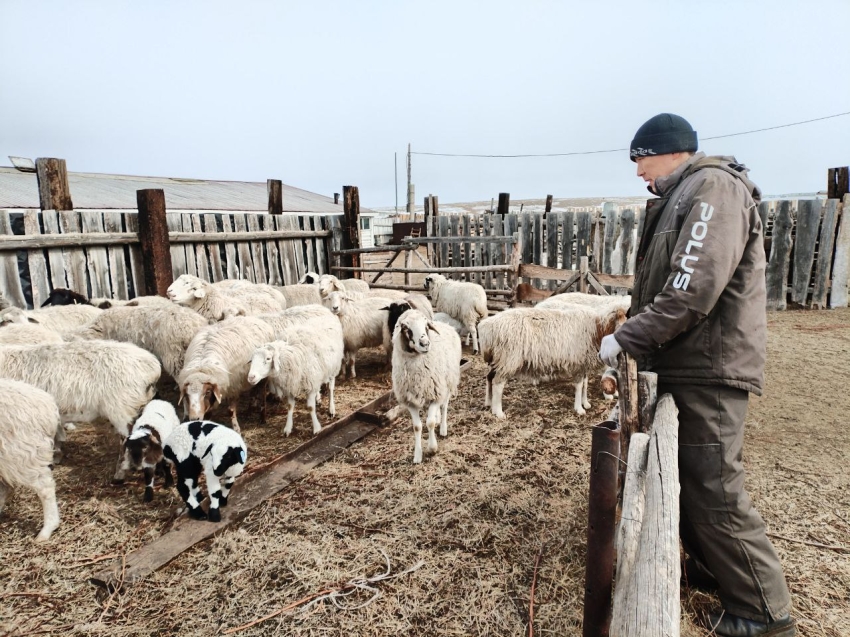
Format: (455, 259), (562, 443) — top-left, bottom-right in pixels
(0, 308), (848, 636)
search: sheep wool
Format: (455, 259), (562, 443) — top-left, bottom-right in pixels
(423, 274), (487, 354)
(121, 399), (180, 502)
(163, 420), (247, 523)
(0, 304), (102, 335)
(273, 284), (323, 307)
(0, 379), (61, 540)
(324, 292), (393, 378)
(0, 323), (63, 346)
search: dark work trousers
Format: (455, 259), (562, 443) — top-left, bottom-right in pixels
(659, 382), (792, 623)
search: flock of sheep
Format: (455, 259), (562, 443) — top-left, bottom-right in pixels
(0, 268), (627, 542)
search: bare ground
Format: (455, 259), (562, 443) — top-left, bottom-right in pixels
(0, 308), (848, 636)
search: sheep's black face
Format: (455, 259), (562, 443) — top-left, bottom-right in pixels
(124, 436), (149, 469)
(423, 276), (432, 290)
(387, 303), (412, 336)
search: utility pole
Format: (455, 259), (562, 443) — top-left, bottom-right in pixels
(394, 152), (398, 215)
(406, 143), (414, 214)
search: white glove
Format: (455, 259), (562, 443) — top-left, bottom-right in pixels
(599, 334), (623, 368)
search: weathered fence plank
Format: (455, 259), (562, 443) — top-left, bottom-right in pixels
(42, 210), (69, 291)
(462, 215), (473, 284)
(532, 212), (542, 289)
(167, 214), (187, 280)
(103, 212), (129, 300)
(123, 213), (146, 297)
(812, 199), (838, 308)
(247, 214), (267, 284)
(181, 213), (198, 278)
(289, 215), (306, 280)
(137, 190), (173, 297)
(231, 215), (254, 282)
(192, 214), (212, 282)
(603, 204), (618, 275)
(561, 210), (574, 271)
(619, 208), (636, 275)
(439, 216), (450, 274)
(830, 196), (850, 308)
(450, 215), (461, 279)
(546, 211), (558, 290)
(482, 215), (492, 289)
(313, 217), (328, 276)
(791, 199), (822, 305)
(203, 214), (224, 283)
(58, 211), (87, 295)
(23, 211), (49, 307)
(80, 210), (111, 299)
(0, 212), (26, 307)
(576, 211), (592, 266)
(766, 200), (793, 310)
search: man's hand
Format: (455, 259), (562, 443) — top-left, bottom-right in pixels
(599, 334), (623, 368)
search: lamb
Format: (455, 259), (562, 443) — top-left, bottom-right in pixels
(177, 316), (277, 432)
(120, 400), (179, 502)
(163, 420), (247, 522)
(167, 274), (283, 323)
(423, 274), (488, 354)
(323, 290), (393, 378)
(273, 284), (323, 307)
(0, 323), (63, 346)
(0, 379), (61, 541)
(247, 319), (344, 437)
(73, 304), (209, 381)
(478, 304), (626, 418)
(0, 304), (102, 335)
(601, 366), (619, 401)
(0, 341), (161, 481)
(391, 309), (462, 464)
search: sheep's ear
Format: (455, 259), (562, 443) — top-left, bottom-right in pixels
(193, 287), (207, 299)
(27, 317), (40, 324)
(177, 386), (186, 406)
(212, 384), (223, 404)
(272, 351), (281, 373)
(426, 321), (439, 333)
(380, 305), (391, 311)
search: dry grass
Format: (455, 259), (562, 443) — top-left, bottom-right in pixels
(1, 310), (848, 636)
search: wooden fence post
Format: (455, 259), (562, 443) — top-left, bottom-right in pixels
(545, 195), (553, 213)
(498, 192), (510, 216)
(267, 179), (283, 215)
(35, 158), (73, 212)
(136, 189), (173, 297)
(579, 256), (589, 293)
(334, 193), (340, 205)
(828, 167), (849, 200)
(830, 194), (850, 308)
(342, 186), (362, 275)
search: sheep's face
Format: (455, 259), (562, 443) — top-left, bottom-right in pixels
(167, 275), (204, 305)
(423, 275), (434, 290)
(325, 291), (347, 315)
(181, 379), (222, 420)
(123, 427), (163, 470)
(398, 312), (436, 355)
(247, 346), (276, 385)
(0, 308), (29, 326)
(423, 274), (444, 291)
(601, 369), (619, 401)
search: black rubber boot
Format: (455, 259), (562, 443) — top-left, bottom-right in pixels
(707, 611), (796, 637)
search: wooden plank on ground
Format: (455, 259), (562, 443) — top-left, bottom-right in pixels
(103, 212), (129, 300)
(41, 210), (68, 291)
(232, 214), (254, 282)
(619, 208), (636, 275)
(765, 200), (793, 311)
(561, 210), (574, 270)
(602, 204), (618, 275)
(811, 199), (839, 308)
(0, 212), (26, 307)
(23, 211), (49, 307)
(124, 213), (146, 298)
(246, 214), (267, 284)
(80, 211), (111, 299)
(59, 210), (87, 295)
(830, 197), (850, 308)
(791, 200), (822, 305)
(203, 213), (224, 282)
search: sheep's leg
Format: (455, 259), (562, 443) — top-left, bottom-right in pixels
(33, 472), (59, 542)
(327, 376), (336, 417)
(410, 408), (424, 464)
(465, 332), (471, 347)
(229, 401), (241, 434)
(176, 470), (205, 520)
(582, 376), (591, 410)
(425, 402), (440, 456)
(307, 391), (322, 435)
(112, 435), (128, 484)
(491, 379), (507, 420)
(53, 425), (67, 465)
(349, 352), (357, 378)
(206, 472), (223, 523)
(484, 367), (495, 408)
(573, 379), (586, 416)
(0, 479), (8, 517)
(143, 466), (156, 503)
(283, 396), (296, 437)
(470, 323), (480, 355)
(161, 460), (174, 488)
(219, 476), (236, 507)
(439, 400), (449, 437)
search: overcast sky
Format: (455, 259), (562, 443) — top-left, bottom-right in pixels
(2, 1), (849, 208)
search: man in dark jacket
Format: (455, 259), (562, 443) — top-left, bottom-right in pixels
(599, 114), (795, 637)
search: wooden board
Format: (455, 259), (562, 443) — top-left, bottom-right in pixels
(450, 215), (461, 280)
(561, 210), (574, 271)
(576, 211), (592, 263)
(80, 211), (111, 299)
(103, 212), (129, 300)
(180, 213), (198, 278)
(246, 214), (267, 284)
(203, 213), (224, 283)
(273, 215), (294, 284)
(313, 217), (328, 277)
(219, 215), (240, 280)
(765, 201), (793, 311)
(124, 213), (146, 298)
(298, 216), (315, 281)
(42, 210), (69, 291)
(192, 214), (211, 282)
(619, 208), (636, 275)
(166, 214), (187, 280)
(830, 197), (850, 308)
(532, 213), (542, 288)
(546, 212), (559, 290)
(0, 211), (26, 307)
(811, 199), (839, 308)
(23, 211), (49, 307)
(231, 214), (254, 282)
(482, 215), (492, 289)
(59, 210), (87, 295)
(791, 200), (822, 305)
(602, 204), (618, 275)
(462, 215), (473, 285)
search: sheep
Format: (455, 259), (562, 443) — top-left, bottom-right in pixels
(0, 304), (102, 335)
(478, 304), (626, 418)
(177, 316), (277, 432)
(226, 283), (287, 310)
(433, 312), (472, 343)
(257, 304), (338, 336)
(163, 420), (247, 522)
(381, 294), (435, 360)
(166, 274), (282, 323)
(0, 341), (161, 481)
(0, 379), (61, 541)
(301, 272), (371, 297)
(323, 290), (393, 378)
(391, 309), (462, 464)
(40, 288), (92, 307)
(0, 323), (63, 346)
(247, 320), (344, 437)
(273, 284), (323, 307)
(72, 304), (209, 381)
(92, 296), (174, 309)
(120, 400), (179, 502)
(423, 274), (488, 354)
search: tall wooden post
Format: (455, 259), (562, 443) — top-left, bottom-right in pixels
(35, 158), (73, 211)
(334, 193), (340, 205)
(136, 189), (173, 297)
(267, 179), (283, 215)
(342, 185), (362, 275)
(497, 192), (510, 216)
(544, 194), (553, 213)
(828, 167), (849, 200)
(424, 196), (432, 263)
(406, 143), (414, 214)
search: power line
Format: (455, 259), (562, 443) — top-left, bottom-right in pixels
(410, 110), (850, 158)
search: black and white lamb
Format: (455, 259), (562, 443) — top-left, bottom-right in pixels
(121, 400), (180, 502)
(163, 420), (247, 523)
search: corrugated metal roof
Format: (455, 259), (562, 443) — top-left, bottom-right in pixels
(0, 166), (368, 214)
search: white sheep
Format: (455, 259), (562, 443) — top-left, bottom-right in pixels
(0, 379), (61, 541)
(391, 309), (462, 464)
(478, 304), (626, 418)
(323, 291), (393, 378)
(273, 284), (323, 307)
(0, 322), (63, 345)
(423, 274), (488, 354)
(433, 312), (472, 343)
(72, 304), (209, 381)
(178, 316), (277, 432)
(301, 272), (371, 297)
(120, 399), (180, 502)
(167, 274), (282, 323)
(257, 304), (338, 336)
(247, 320), (344, 437)
(0, 304), (102, 335)
(0, 341), (161, 481)
(91, 295), (174, 309)
(163, 420), (247, 522)
(380, 295), (436, 361)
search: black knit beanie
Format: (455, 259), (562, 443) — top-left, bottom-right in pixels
(629, 113), (698, 161)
